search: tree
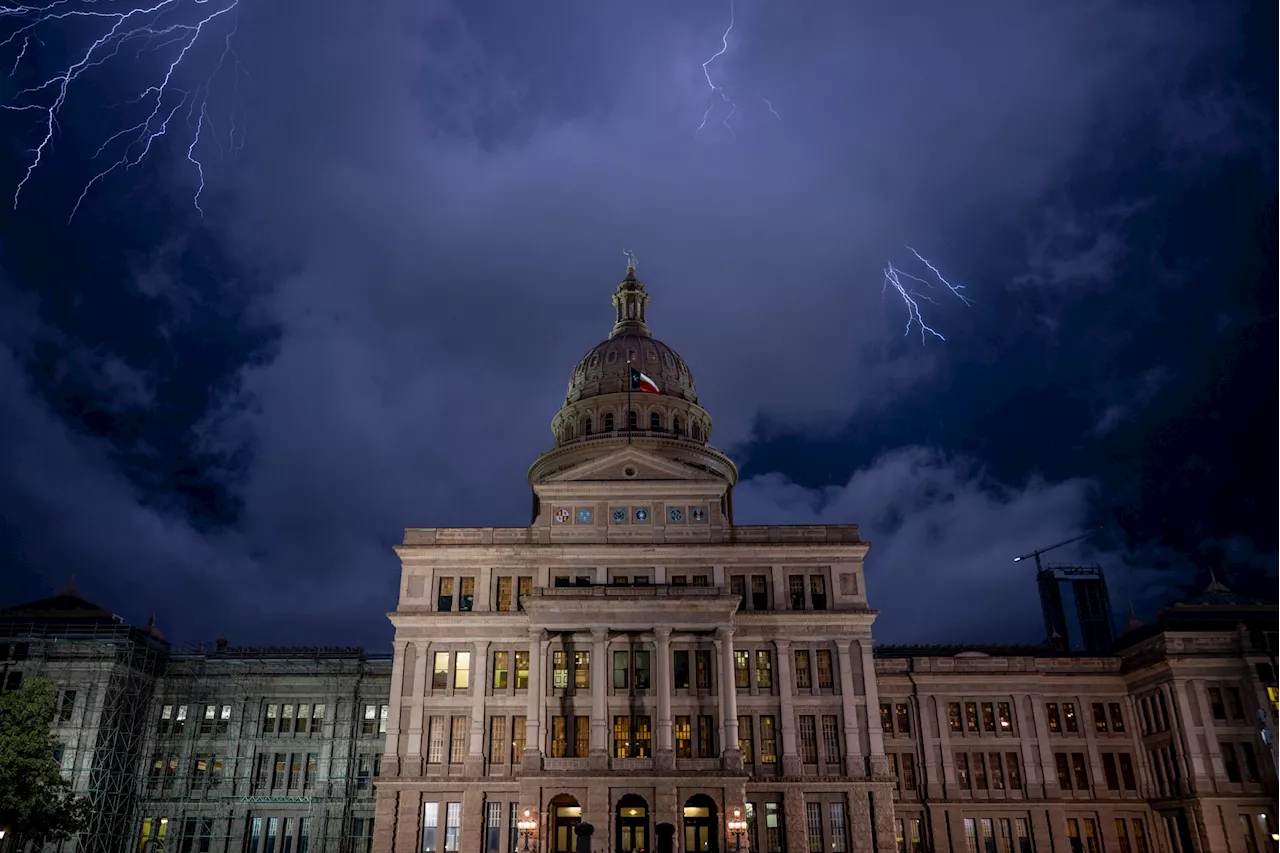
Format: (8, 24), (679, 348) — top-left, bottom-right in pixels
(0, 678), (90, 849)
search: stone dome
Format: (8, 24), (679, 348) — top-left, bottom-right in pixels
(563, 268), (698, 406)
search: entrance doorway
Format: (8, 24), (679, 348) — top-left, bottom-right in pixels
(683, 795), (719, 853)
(550, 796), (582, 853)
(616, 795), (649, 853)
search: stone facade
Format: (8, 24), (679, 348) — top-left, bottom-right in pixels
(1, 265), (1276, 853)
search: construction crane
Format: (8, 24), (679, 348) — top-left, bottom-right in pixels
(1013, 527), (1104, 571)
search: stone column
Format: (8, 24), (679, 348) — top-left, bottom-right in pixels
(384, 639), (409, 777)
(931, 695), (952, 797)
(1192, 681), (1228, 783)
(858, 639), (889, 776)
(523, 629), (544, 771)
(870, 787), (897, 853)
(774, 639), (801, 776)
(1170, 681), (1207, 792)
(717, 627), (742, 770)
(1076, 694), (1106, 793)
(655, 627), (675, 770)
(1030, 695), (1059, 796)
(466, 641), (490, 774)
(406, 642), (430, 776)
(393, 789), (423, 853)
(836, 640), (864, 778)
(591, 627), (609, 767)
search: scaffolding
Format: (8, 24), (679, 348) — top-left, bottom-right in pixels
(0, 618), (167, 853)
(132, 641), (392, 853)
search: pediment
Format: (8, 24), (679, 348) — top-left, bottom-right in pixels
(540, 447), (725, 483)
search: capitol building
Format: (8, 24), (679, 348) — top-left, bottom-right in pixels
(1, 263), (1276, 853)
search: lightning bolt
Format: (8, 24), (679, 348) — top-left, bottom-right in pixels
(759, 95), (782, 125)
(696, 0), (736, 140)
(882, 248), (973, 343)
(1, 0), (247, 221)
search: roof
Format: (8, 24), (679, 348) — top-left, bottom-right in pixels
(874, 643), (1079, 659)
(1174, 579), (1268, 608)
(1, 591), (116, 621)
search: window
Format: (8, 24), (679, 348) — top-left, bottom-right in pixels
(734, 651), (750, 688)
(1208, 687), (1226, 720)
(493, 651), (509, 689)
(496, 577), (513, 611)
(312, 703), (324, 734)
(635, 651), (650, 689)
(362, 704), (387, 736)
(1102, 753), (1120, 789)
(1006, 752), (1022, 790)
(423, 803), (439, 853)
(673, 651), (690, 689)
(948, 703), (963, 733)
(795, 651), (812, 689)
(512, 717), (526, 762)
(760, 716), (777, 764)
(296, 703), (309, 735)
(789, 575), (806, 609)
(810, 575), (827, 610)
(899, 753), (917, 790)
(553, 652), (569, 689)
(427, 717), (446, 763)
(518, 576), (533, 601)
(486, 802), (503, 853)
(965, 702), (979, 733)
(998, 702), (1012, 731)
(574, 651), (590, 689)
(756, 651), (773, 689)
(574, 717), (589, 758)
(281, 703), (295, 735)
(895, 703), (911, 735)
(444, 803), (461, 852)
(1071, 752), (1089, 790)
(551, 716), (568, 757)
(828, 803), (847, 853)
(1063, 702), (1079, 733)
(738, 715), (754, 762)
(806, 803), (823, 853)
(504, 652), (525, 690)
(449, 716), (467, 763)
(59, 690), (76, 722)
(988, 751), (1004, 789)
(1241, 741), (1260, 782)
(613, 716), (631, 758)
(1118, 752), (1137, 789)
(821, 715), (840, 764)
(454, 652), (471, 689)
(816, 649), (834, 689)
(1093, 702), (1108, 733)
(1054, 752), (1072, 789)
(751, 575), (769, 610)
(614, 651), (630, 690)
(458, 577), (475, 611)
(433, 652), (450, 689)
(798, 716), (818, 764)
(650, 412), (660, 431)
(1046, 703), (1062, 733)
(731, 575), (746, 604)
(1225, 686), (1245, 720)
(956, 752), (970, 789)
(973, 752), (987, 789)
(1108, 702), (1125, 733)
(694, 650), (711, 690)
(173, 705), (187, 735)
(438, 577), (454, 612)
(635, 716), (652, 757)
(981, 702), (996, 732)
(880, 704), (893, 735)
(1221, 741), (1241, 782)
(697, 715), (715, 758)
(675, 716), (693, 758)
(490, 717), (507, 764)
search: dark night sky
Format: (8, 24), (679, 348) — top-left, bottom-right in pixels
(0, 0), (1275, 649)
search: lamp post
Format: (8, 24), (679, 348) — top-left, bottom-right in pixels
(517, 809), (538, 853)
(727, 809), (748, 853)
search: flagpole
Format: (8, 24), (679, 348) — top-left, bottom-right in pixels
(626, 359), (633, 445)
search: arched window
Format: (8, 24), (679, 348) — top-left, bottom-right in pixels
(692, 420), (703, 441)
(566, 423), (575, 440)
(650, 412), (661, 431)
(584, 417), (592, 436)
(604, 413), (615, 432)
(673, 414), (682, 435)
(628, 410), (638, 431)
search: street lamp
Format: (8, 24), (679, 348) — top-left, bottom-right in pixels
(517, 809), (538, 853)
(727, 809), (748, 853)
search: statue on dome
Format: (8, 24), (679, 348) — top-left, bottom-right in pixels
(623, 247), (638, 271)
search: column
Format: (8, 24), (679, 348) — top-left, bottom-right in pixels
(1076, 694), (1106, 792)
(467, 641), (490, 773)
(717, 627), (742, 769)
(774, 639), (801, 776)
(523, 629), (543, 770)
(1170, 681), (1207, 792)
(591, 627), (609, 765)
(836, 640), (864, 778)
(859, 639), (889, 776)
(406, 642), (430, 776)
(1030, 695), (1059, 796)
(384, 639), (408, 777)
(1192, 681), (1228, 782)
(655, 627), (674, 769)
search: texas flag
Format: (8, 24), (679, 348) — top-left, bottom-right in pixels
(630, 366), (661, 395)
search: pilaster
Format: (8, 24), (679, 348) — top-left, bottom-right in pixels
(837, 640), (865, 778)
(774, 638), (801, 776)
(858, 639), (888, 776)
(655, 626), (674, 770)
